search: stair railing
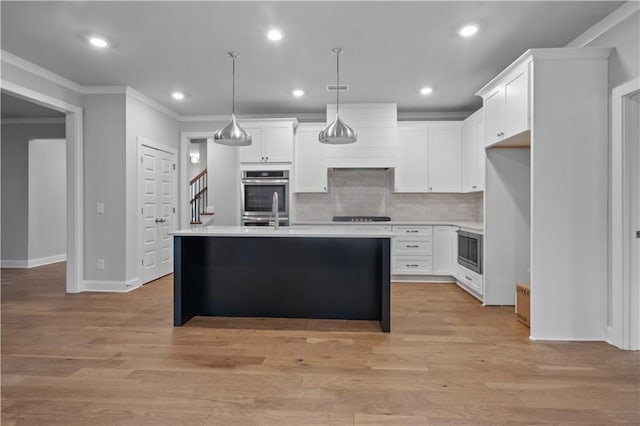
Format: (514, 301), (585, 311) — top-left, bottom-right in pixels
(189, 168), (208, 224)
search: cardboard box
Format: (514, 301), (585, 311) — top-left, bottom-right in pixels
(516, 283), (530, 327)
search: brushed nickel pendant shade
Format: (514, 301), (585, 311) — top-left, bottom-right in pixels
(319, 48), (357, 145)
(214, 52), (252, 146)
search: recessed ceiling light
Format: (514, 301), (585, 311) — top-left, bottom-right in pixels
(420, 87), (433, 95)
(267, 29), (283, 41)
(458, 25), (479, 37)
(88, 36), (109, 48)
(292, 89), (305, 97)
(171, 92), (185, 100)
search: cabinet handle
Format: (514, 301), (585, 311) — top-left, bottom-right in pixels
(496, 132), (501, 137)
(323, 187), (327, 191)
(472, 185), (477, 189)
(265, 156), (269, 161)
(465, 275), (473, 281)
(406, 230), (419, 233)
(261, 156), (264, 161)
(429, 187), (433, 191)
(406, 264), (419, 268)
(406, 245), (420, 248)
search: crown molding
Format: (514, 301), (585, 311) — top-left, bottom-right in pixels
(125, 87), (181, 121)
(1, 49), (84, 93)
(82, 86), (127, 95)
(566, 1), (639, 47)
(1, 117), (66, 125)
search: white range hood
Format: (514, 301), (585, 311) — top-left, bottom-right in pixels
(324, 103), (398, 169)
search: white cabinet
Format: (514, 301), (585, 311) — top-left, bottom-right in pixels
(396, 126), (428, 192)
(428, 124), (462, 192)
(457, 264), (483, 297)
(294, 124), (327, 193)
(482, 62), (530, 146)
(395, 122), (462, 193)
(432, 226), (454, 275)
(239, 119), (296, 163)
(239, 125), (265, 163)
(391, 225), (458, 277)
(391, 226), (433, 275)
(462, 109), (485, 192)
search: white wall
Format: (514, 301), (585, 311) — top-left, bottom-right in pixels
(583, 9), (640, 330)
(125, 94), (180, 282)
(1, 122), (66, 265)
(28, 139), (66, 265)
(207, 138), (240, 226)
(83, 93), (127, 282)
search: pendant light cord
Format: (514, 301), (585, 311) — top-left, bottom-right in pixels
(232, 56), (236, 116)
(336, 51), (340, 117)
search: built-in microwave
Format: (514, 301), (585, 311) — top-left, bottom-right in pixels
(241, 170), (289, 226)
(457, 230), (483, 274)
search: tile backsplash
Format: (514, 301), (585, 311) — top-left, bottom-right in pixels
(294, 169), (483, 222)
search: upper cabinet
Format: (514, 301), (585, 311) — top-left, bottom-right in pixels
(294, 124), (327, 193)
(396, 125), (429, 192)
(480, 62), (530, 147)
(239, 119), (297, 163)
(462, 109), (485, 192)
(428, 124), (462, 192)
(395, 122), (462, 193)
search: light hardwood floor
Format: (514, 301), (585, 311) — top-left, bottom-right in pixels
(2, 262), (639, 425)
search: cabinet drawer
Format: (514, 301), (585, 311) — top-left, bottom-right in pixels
(393, 226), (433, 236)
(457, 264), (483, 294)
(393, 237), (432, 255)
(393, 257), (433, 275)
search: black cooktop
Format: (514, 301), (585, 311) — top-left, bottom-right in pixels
(332, 216), (392, 222)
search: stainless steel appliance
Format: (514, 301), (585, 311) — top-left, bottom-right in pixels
(457, 230), (483, 274)
(241, 170), (289, 226)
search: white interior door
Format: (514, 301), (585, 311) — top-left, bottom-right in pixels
(630, 92), (640, 349)
(140, 145), (175, 284)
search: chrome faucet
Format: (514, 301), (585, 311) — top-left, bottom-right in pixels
(271, 191), (279, 230)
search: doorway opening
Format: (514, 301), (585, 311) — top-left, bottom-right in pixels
(1, 94), (68, 291)
(610, 77), (640, 350)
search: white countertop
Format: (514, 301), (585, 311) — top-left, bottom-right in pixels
(171, 225), (394, 238)
(293, 221), (484, 233)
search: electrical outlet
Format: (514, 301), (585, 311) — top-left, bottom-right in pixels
(97, 203), (105, 214)
(96, 259), (105, 270)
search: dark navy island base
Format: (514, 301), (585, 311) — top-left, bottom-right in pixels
(173, 236), (391, 332)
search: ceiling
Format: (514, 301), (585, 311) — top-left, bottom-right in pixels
(1, 92), (65, 119)
(0, 1), (623, 117)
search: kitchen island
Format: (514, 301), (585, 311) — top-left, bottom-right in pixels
(172, 226), (392, 331)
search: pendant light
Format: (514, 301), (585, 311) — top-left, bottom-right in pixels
(319, 48), (357, 144)
(214, 52), (252, 146)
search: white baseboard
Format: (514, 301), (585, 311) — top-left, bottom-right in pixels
(392, 275), (456, 283)
(82, 277), (140, 293)
(2, 255), (66, 268)
(1, 259), (29, 268)
(529, 335), (606, 342)
(28, 254), (66, 268)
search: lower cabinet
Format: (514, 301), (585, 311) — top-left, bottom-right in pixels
(392, 225), (454, 276)
(455, 264), (484, 297)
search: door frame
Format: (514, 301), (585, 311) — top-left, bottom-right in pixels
(1, 80), (84, 293)
(137, 136), (177, 285)
(609, 77), (640, 350)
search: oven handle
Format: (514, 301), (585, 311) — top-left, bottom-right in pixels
(241, 179), (289, 184)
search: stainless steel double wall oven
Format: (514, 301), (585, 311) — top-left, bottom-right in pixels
(241, 170), (289, 226)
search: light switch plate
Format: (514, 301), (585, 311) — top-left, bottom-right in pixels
(97, 203), (105, 214)
(96, 259), (104, 270)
